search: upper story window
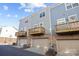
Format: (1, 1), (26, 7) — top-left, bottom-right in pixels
(40, 12), (45, 18)
(42, 12), (45, 16)
(68, 14), (78, 22)
(65, 3), (72, 10)
(65, 3), (79, 10)
(72, 3), (79, 7)
(56, 18), (66, 25)
(40, 13), (42, 18)
(25, 20), (28, 23)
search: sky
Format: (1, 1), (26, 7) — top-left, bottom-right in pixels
(0, 3), (57, 29)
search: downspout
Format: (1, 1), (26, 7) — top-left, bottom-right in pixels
(49, 6), (57, 52)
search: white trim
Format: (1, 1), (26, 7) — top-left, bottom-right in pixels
(72, 3), (79, 9)
(56, 18), (66, 25)
(65, 3), (79, 11)
(68, 14), (78, 22)
(65, 3), (72, 11)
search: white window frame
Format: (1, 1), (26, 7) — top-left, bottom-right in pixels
(25, 20), (28, 24)
(56, 18), (66, 25)
(68, 14), (78, 22)
(72, 3), (79, 8)
(40, 12), (45, 18)
(65, 3), (79, 11)
(65, 3), (72, 10)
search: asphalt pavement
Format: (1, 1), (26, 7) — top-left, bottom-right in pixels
(0, 45), (43, 56)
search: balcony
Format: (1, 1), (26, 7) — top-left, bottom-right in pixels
(29, 27), (45, 36)
(15, 31), (27, 37)
(56, 21), (79, 34)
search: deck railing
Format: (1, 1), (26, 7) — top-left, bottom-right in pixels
(56, 21), (79, 33)
(29, 27), (45, 35)
(15, 31), (27, 37)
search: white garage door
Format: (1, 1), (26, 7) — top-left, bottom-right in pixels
(31, 39), (49, 54)
(57, 40), (79, 51)
(32, 39), (49, 47)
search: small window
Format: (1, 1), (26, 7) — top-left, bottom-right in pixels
(40, 23), (43, 26)
(42, 12), (45, 17)
(65, 3), (72, 10)
(25, 20), (28, 23)
(40, 13), (42, 18)
(72, 3), (79, 7)
(40, 12), (45, 18)
(56, 18), (66, 25)
(67, 5), (72, 9)
(68, 14), (78, 22)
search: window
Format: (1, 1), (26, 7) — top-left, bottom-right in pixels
(56, 18), (66, 25)
(40, 13), (42, 18)
(25, 20), (28, 23)
(68, 14), (78, 22)
(67, 5), (72, 9)
(65, 3), (72, 10)
(42, 12), (45, 17)
(40, 12), (45, 18)
(65, 3), (79, 10)
(40, 23), (43, 26)
(72, 3), (79, 7)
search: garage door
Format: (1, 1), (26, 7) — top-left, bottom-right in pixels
(17, 39), (27, 47)
(57, 40), (79, 51)
(31, 38), (49, 54)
